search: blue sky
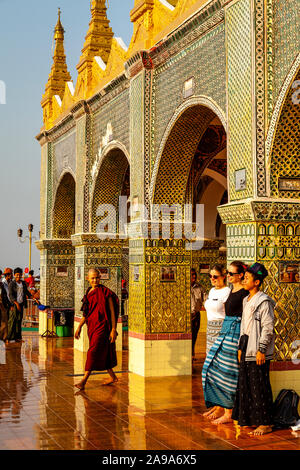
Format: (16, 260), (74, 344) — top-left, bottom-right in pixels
(0, 0), (133, 273)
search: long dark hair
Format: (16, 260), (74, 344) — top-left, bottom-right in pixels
(229, 261), (247, 279)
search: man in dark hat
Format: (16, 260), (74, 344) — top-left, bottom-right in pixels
(232, 263), (276, 436)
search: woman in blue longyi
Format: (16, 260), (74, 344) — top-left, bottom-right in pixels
(202, 261), (248, 423)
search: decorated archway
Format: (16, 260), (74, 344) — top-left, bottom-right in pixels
(52, 172), (76, 239)
(91, 146), (130, 235)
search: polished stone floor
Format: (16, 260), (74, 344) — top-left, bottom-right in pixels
(0, 331), (299, 451)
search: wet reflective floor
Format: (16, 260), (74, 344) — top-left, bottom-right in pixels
(0, 332), (299, 451)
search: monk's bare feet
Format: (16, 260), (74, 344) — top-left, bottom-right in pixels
(249, 425), (272, 436)
(102, 376), (118, 386)
(75, 381), (85, 391)
(203, 406), (217, 418)
(208, 407), (224, 421)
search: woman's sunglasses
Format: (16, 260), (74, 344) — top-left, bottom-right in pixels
(208, 274), (222, 279)
(226, 271), (239, 276)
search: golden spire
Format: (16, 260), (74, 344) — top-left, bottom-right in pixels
(77, 0), (113, 76)
(42, 8), (71, 126)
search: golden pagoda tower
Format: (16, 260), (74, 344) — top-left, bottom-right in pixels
(41, 8), (71, 128)
(76, 0), (114, 100)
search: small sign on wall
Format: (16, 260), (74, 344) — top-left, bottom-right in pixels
(235, 168), (247, 191)
(160, 266), (177, 282)
(278, 178), (300, 191)
(199, 264), (210, 274)
(99, 267), (110, 280)
(279, 262), (300, 284)
(133, 266), (140, 282)
(183, 77), (195, 99)
(56, 267), (68, 277)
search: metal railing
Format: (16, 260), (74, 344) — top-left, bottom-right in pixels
(22, 299), (39, 328)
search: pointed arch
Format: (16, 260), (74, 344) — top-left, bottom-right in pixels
(90, 143), (130, 233)
(52, 172), (76, 239)
(150, 96), (227, 207)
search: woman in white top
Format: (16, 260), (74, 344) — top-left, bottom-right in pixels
(202, 264), (230, 420)
(204, 264), (231, 355)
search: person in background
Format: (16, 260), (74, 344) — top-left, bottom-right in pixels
(8, 268), (33, 343)
(25, 270), (36, 290)
(202, 261), (248, 423)
(191, 268), (205, 362)
(202, 264), (231, 420)
(121, 279), (128, 317)
(232, 263), (275, 436)
(0, 277), (9, 345)
(2, 268), (13, 302)
(1, 268), (13, 346)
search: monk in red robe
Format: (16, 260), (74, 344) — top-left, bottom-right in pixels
(74, 268), (118, 390)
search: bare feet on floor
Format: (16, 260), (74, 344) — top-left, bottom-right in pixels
(249, 425), (272, 436)
(208, 407), (224, 421)
(203, 406), (217, 418)
(75, 382), (86, 391)
(102, 376), (118, 386)
(212, 415), (233, 425)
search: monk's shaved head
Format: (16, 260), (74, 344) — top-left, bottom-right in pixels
(88, 268), (99, 276)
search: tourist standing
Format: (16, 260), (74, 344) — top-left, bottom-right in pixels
(204, 265), (231, 354)
(25, 270), (36, 290)
(8, 268), (33, 342)
(2, 268), (13, 304)
(75, 268), (118, 390)
(202, 261), (248, 423)
(0, 279), (8, 344)
(191, 268), (205, 361)
(0, 268), (13, 345)
(121, 279), (128, 317)
(202, 264), (230, 420)
(232, 263), (275, 436)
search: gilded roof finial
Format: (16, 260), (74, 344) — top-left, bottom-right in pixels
(76, 0), (113, 98)
(78, 0), (113, 66)
(41, 8), (71, 126)
(54, 7), (65, 40)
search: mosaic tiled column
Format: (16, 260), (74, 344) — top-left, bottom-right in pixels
(225, 0), (256, 202)
(72, 234), (126, 353)
(73, 102), (91, 234)
(128, 236), (192, 377)
(36, 133), (49, 240)
(219, 201), (300, 363)
(35, 239), (75, 334)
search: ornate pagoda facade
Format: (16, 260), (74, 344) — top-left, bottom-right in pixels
(36, 1), (300, 388)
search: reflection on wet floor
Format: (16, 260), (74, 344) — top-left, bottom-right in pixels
(0, 332), (299, 450)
